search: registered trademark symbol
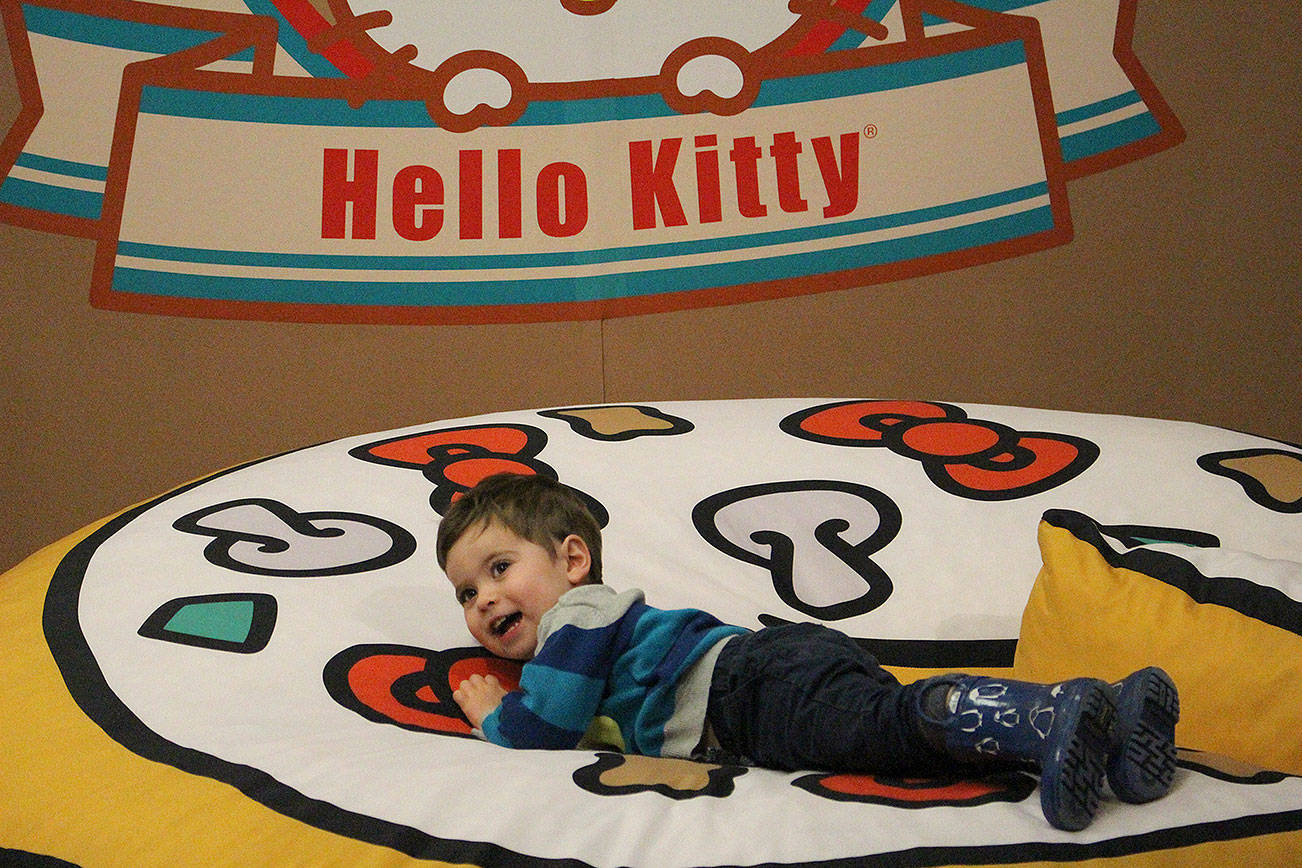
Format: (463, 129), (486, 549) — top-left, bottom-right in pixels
(862, 124), (878, 139)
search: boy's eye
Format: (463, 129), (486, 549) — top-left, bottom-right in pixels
(491, 560), (509, 577)
(457, 587), (476, 605)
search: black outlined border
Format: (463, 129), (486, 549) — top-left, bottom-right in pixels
(41, 449), (1302, 866)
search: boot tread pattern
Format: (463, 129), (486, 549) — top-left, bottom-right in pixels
(1109, 668), (1180, 804)
(1040, 681), (1115, 832)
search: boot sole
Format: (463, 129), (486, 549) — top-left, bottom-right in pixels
(1108, 667), (1179, 803)
(1039, 679), (1116, 832)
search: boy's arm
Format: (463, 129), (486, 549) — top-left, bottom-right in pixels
(452, 674), (507, 731)
(477, 587), (644, 750)
(478, 622), (614, 749)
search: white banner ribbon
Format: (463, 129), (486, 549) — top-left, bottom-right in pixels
(0, 0), (1181, 322)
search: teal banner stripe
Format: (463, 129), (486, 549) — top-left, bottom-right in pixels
(138, 39), (1027, 128)
(757, 40), (1027, 108)
(116, 182), (1049, 272)
(945, 0), (1046, 10)
(21, 3), (234, 55)
(1060, 112), (1161, 163)
(827, 0), (897, 53)
(15, 152), (109, 182)
(517, 94), (673, 125)
(922, 0), (1046, 25)
(112, 206), (1054, 306)
(241, 0), (344, 80)
(0, 175), (102, 219)
(1055, 90), (1144, 128)
(139, 86), (435, 127)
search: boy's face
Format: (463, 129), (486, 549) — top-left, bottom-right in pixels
(443, 519), (590, 660)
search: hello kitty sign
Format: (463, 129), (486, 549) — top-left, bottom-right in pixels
(0, 0), (1182, 323)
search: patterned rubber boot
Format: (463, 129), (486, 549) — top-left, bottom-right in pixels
(918, 675), (1117, 831)
(1107, 667), (1179, 803)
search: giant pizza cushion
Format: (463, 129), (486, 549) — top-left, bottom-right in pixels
(1014, 509), (1302, 774)
(9, 401), (1302, 867)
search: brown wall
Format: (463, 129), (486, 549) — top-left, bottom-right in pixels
(1, 2), (1298, 572)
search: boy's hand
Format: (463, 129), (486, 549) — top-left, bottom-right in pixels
(453, 673), (508, 730)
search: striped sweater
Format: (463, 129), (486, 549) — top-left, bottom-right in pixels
(480, 585), (748, 757)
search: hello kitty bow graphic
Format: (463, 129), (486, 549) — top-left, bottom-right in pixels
(0, 0), (1182, 323)
(348, 421), (612, 523)
(781, 399), (1100, 499)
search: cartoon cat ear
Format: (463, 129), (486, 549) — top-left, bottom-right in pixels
(659, 38), (761, 117)
(559, 0), (619, 16)
(425, 50), (529, 132)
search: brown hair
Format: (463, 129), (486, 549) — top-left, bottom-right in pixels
(435, 473), (603, 583)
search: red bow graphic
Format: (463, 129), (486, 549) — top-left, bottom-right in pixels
(349, 423), (608, 523)
(349, 424), (553, 513)
(324, 644), (522, 735)
(781, 400), (1098, 500)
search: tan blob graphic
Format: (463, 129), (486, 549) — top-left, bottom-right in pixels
(572, 752), (747, 799)
(598, 755), (719, 792)
(557, 407), (675, 437)
(1218, 453), (1302, 505)
(540, 405), (695, 441)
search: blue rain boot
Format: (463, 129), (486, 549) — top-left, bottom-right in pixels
(918, 675), (1117, 831)
(1107, 667), (1179, 803)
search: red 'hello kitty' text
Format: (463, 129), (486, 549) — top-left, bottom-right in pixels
(320, 131), (860, 242)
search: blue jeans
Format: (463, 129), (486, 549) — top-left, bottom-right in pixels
(705, 623), (951, 774)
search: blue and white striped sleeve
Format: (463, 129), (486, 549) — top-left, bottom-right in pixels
(480, 586), (642, 749)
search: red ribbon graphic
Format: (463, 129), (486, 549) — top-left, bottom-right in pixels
(781, 400), (1099, 500)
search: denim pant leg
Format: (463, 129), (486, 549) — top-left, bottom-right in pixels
(706, 623), (951, 775)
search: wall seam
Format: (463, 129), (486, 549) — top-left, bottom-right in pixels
(600, 317), (608, 403)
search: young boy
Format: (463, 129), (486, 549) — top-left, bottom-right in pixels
(437, 473), (1179, 832)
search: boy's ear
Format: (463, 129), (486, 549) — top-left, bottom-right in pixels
(558, 534), (591, 585)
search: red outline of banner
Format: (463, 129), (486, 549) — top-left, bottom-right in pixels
(82, 0), (1073, 324)
(1064, 0), (1184, 179)
(0, 0), (1185, 324)
(0, 0), (278, 239)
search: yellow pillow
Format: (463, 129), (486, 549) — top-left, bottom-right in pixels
(1014, 509), (1302, 775)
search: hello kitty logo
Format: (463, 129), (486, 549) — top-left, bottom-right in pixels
(0, 0), (1184, 322)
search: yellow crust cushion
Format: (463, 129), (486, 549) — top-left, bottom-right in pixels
(1013, 510), (1302, 775)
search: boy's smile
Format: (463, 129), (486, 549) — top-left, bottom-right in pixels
(443, 519), (590, 660)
